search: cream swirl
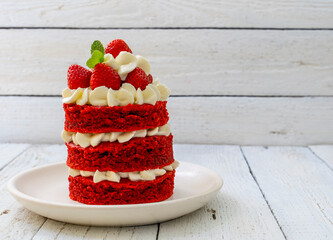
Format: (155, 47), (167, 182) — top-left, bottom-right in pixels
(69, 161), (179, 183)
(62, 124), (171, 147)
(102, 52), (151, 80)
(62, 80), (170, 106)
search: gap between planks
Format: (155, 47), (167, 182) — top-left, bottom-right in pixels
(155, 223), (160, 240)
(32, 219), (159, 239)
(240, 147), (287, 240)
(1, 27), (333, 30)
(0, 144), (31, 171)
(240, 145), (333, 240)
(308, 146), (333, 172)
(158, 144), (285, 239)
(241, 146), (333, 240)
(2, 95), (333, 98)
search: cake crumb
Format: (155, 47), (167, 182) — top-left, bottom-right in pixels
(207, 208), (216, 220)
(0, 210), (10, 216)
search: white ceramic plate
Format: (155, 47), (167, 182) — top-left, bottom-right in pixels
(7, 161), (223, 226)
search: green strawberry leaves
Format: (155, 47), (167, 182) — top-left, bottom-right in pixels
(86, 40), (105, 68)
(91, 40), (104, 55)
(86, 50), (104, 68)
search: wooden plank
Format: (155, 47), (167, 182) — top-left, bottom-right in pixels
(1, 96), (333, 145)
(242, 146), (333, 240)
(309, 145), (333, 169)
(33, 219), (157, 240)
(1, 0), (333, 28)
(158, 144), (285, 239)
(0, 144), (66, 240)
(0, 29), (333, 96)
(0, 144), (30, 169)
(83, 225), (157, 240)
(32, 220), (66, 240)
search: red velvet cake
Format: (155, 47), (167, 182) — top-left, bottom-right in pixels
(62, 39), (178, 205)
(63, 101), (169, 133)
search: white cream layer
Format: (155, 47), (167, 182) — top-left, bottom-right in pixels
(62, 124), (171, 147)
(69, 160), (179, 183)
(62, 80), (170, 107)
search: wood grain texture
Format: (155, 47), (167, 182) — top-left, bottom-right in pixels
(33, 219), (157, 240)
(1, 96), (333, 145)
(0, 143), (29, 169)
(1, 0), (333, 28)
(0, 145), (66, 240)
(309, 145), (333, 169)
(242, 146), (333, 240)
(1, 29), (333, 96)
(158, 144), (285, 240)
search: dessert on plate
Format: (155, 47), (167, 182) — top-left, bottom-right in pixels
(61, 39), (179, 205)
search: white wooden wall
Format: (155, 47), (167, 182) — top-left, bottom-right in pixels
(1, 0), (333, 145)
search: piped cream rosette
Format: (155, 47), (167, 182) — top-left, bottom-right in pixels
(103, 51), (151, 80)
(62, 80), (170, 106)
(62, 124), (171, 147)
(69, 160), (179, 183)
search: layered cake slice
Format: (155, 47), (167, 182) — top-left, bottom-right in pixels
(61, 39), (179, 204)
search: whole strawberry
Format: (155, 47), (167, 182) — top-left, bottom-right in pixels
(105, 39), (132, 58)
(90, 63), (121, 90)
(67, 64), (92, 89)
(124, 67), (150, 90)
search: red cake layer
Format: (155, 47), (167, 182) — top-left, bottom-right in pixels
(64, 101), (169, 133)
(68, 171), (175, 205)
(66, 135), (174, 172)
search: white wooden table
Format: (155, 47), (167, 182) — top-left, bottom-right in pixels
(1, 143), (333, 239)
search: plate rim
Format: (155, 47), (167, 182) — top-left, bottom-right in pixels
(7, 161), (223, 209)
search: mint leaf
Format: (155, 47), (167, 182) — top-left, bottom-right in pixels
(86, 50), (104, 68)
(91, 40), (104, 55)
